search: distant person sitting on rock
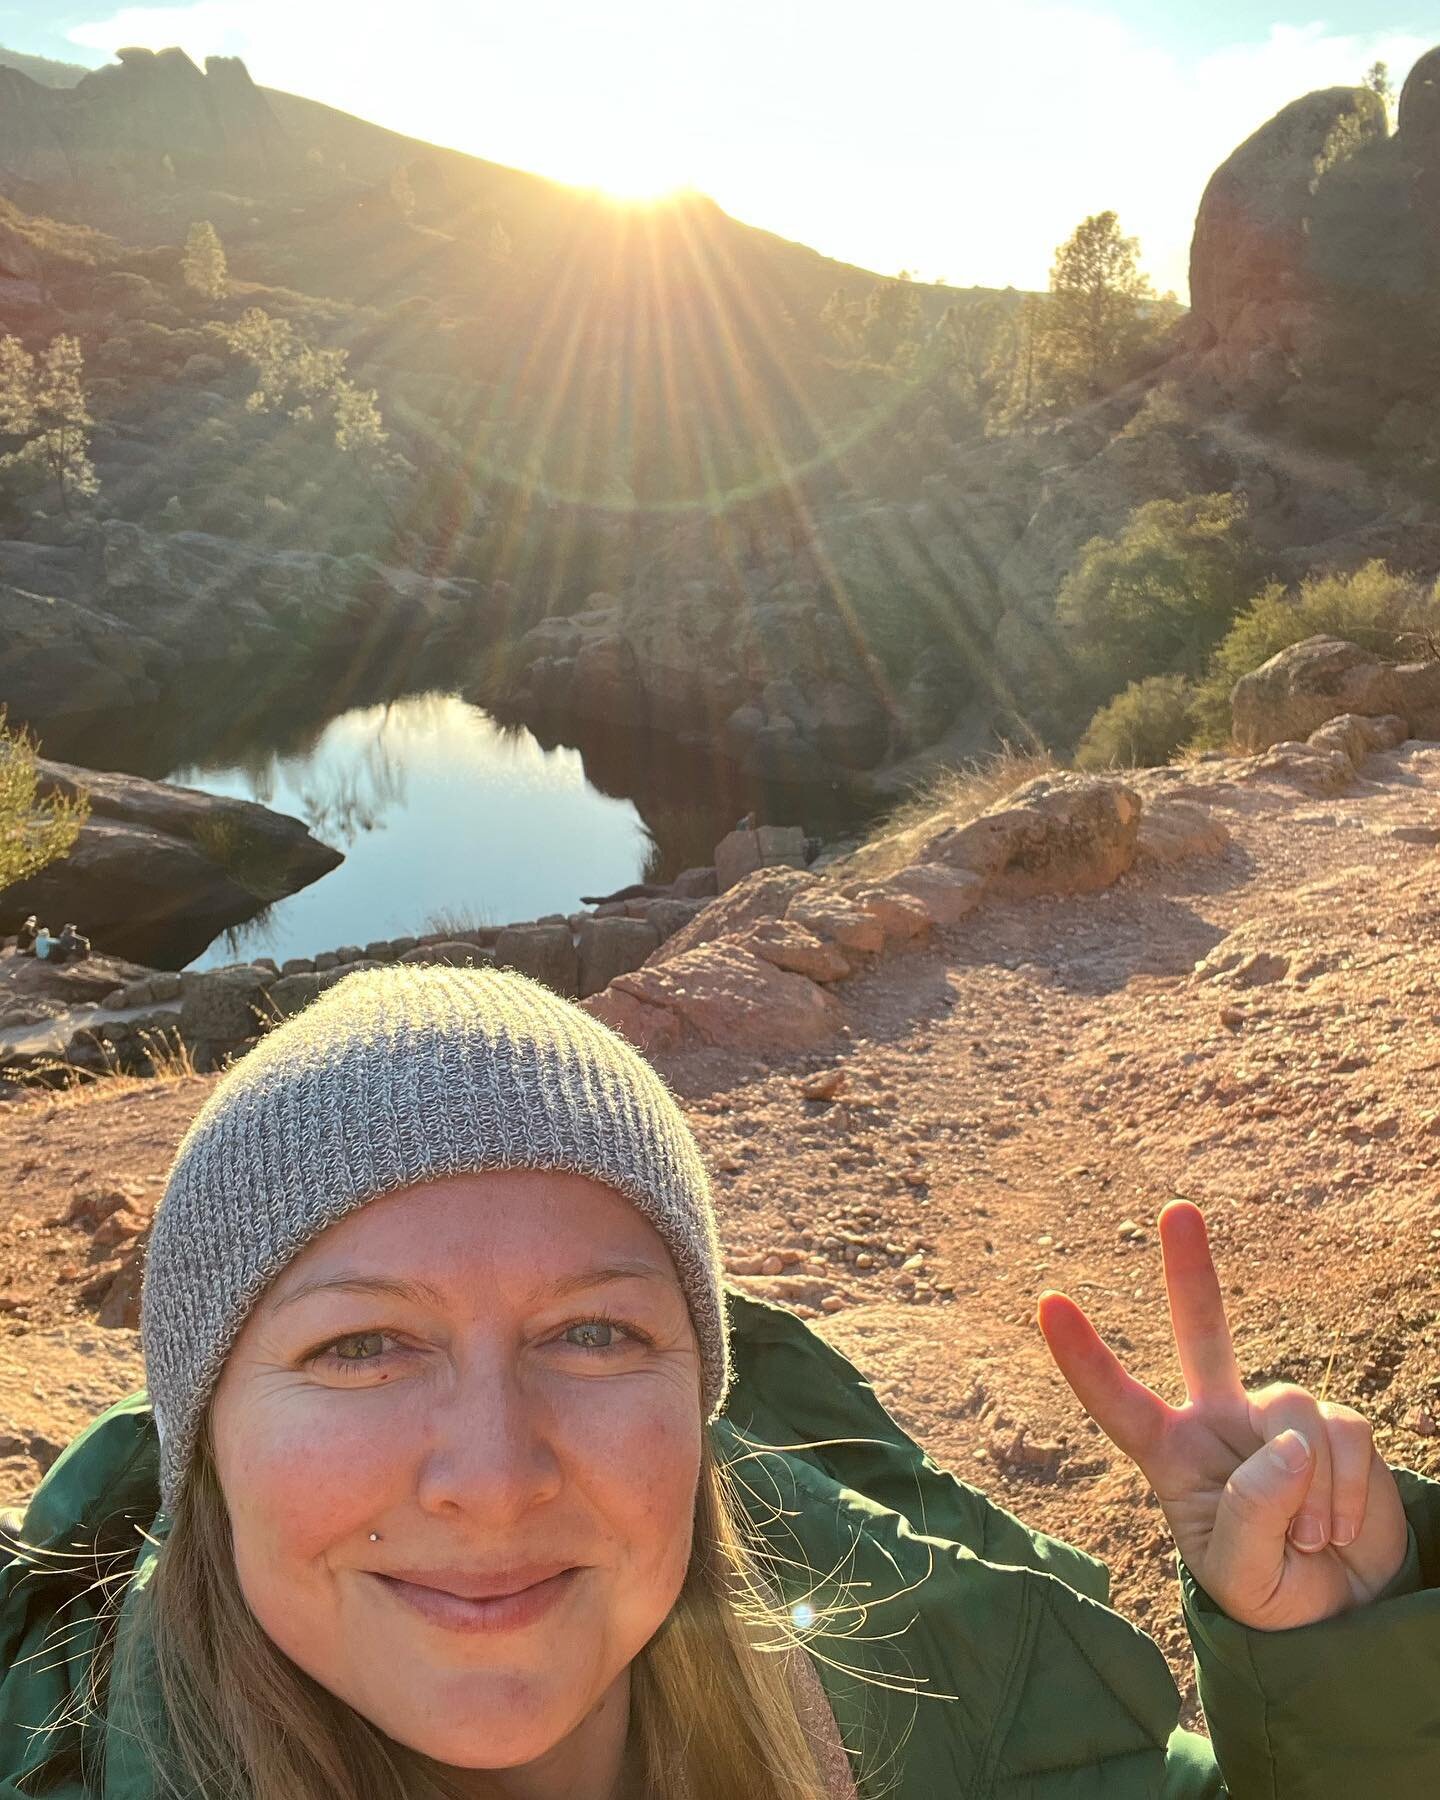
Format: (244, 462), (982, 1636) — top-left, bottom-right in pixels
(13, 916), (38, 954)
(56, 922), (89, 964)
(31, 926), (54, 961)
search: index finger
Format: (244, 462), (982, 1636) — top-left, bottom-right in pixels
(1037, 1291), (1172, 1467)
(1159, 1200), (1245, 1405)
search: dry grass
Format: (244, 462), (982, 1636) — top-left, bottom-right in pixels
(421, 901), (499, 938)
(824, 746), (1056, 885)
(3, 1021), (208, 1109)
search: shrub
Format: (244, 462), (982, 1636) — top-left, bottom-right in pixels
(1055, 492), (1266, 716)
(1076, 674), (1197, 769)
(1189, 560), (1440, 746)
(0, 703), (90, 891)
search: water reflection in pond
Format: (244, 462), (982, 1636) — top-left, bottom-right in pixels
(176, 693), (654, 970)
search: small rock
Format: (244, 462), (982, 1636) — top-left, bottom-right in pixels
(1117, 1219), (1143, 1240)
(855, 1252), (875, 1270)
(797, 1068), (846, 1102)
(1409, 1406), (1438, 1438)
(820, 1295), (845, 1313)
(902, 1168), (927, 1187)
(901, 1253), (926, 1272)
(1219, 1006), (1245, 1030)
(760, 1253), (785, 1276)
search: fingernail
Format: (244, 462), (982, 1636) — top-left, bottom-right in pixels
(1331, 1517), (1357, 1547)
(1291, 1514), (1327, 1550)
(1271, 1429), (1310, 1473)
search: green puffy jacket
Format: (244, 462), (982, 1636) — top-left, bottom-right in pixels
(2, 1287), (1436, 1798)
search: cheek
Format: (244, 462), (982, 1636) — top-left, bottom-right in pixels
(219, 1401), (412, 1565)
(577, 1393), (702, 1589)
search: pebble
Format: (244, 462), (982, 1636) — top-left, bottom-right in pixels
(820, 1295), (845, 1313)
(1117, 1219), (1143, 1241)
(797, 1069), (846, 1101)
(855, 1252), (875, 1270)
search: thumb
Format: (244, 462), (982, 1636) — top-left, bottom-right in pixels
(1204, 1428), (1313, 1608)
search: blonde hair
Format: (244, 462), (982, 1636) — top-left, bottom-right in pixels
(95, 1416), (874, 1800)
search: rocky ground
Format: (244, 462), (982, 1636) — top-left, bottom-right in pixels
(3, 736), (1440, 1723)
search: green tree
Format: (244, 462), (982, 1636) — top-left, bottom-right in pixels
(820, 285), (864, 356)
(182, 220), (228, 300)
(861, 277), (922, 366)
(1056, 492), (1265, 709)
(0, 703), (90, 893)
(984, 293), (1046, 432)
(0, 333), (99, 517)
(1075, 674), (1197, 769)
(1364, 60), (1394, 109)
(222, 308), (388, 457)
(1037, 211), (1156, 405)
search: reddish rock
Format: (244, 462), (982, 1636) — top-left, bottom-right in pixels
(611, 941), (842, 1052)
(735, 918), (852, 983)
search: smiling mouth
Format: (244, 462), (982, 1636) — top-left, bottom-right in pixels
(371, 1567), (579, 1633)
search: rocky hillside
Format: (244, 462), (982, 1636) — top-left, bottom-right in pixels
(5, 42), (1440, 885)
(4, 664), (1440, 1717)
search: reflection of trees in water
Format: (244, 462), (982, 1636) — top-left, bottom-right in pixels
(294, 705), (409, 846)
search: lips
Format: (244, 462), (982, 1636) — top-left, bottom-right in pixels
(371, 1565), (579, 1634)
(375, 1561), (575, 1600)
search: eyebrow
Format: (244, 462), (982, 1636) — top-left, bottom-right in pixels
(269, 1259), (673, 1314)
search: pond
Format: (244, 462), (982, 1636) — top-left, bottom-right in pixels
(176, 693), (657, 971)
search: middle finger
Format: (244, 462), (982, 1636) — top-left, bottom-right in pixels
(1159, 1201), (1245, 1405)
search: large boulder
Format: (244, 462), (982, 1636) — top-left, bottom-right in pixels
(0, 758), (344, 969)
(733, 918), (852, 982)
(1230, 637), (1440, 751)
(652, 866), (818, 965)
(919, 774), (1141, 899)
(1189, 86), (1388, 357)
(784, 889), (887, 956)
(713, 824), (808, 893)
(577, 916), (661, 999)
(607, 941), (843, 1052)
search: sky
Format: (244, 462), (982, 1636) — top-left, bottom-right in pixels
(4, 2), (1433, 298)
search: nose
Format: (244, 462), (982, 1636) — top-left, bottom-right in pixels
(412, 1360), (564, 1522)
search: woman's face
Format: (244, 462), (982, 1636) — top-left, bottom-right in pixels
(209, 1171), (704, 1777)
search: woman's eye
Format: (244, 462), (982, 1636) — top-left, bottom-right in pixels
(312, 1330), (394, 1370)
(563, 1318), (641, 1352)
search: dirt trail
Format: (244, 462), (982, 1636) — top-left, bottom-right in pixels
(4, 743), (1440, 1715)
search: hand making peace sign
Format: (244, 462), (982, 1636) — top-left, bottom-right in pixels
(1037, 1200), (1408, 1632)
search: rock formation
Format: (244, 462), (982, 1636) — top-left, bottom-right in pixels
(0, 758), (343, 967)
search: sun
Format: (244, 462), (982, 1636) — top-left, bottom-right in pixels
(568, 140), (690, 203)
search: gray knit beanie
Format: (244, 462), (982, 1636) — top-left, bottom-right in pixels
(141, 963), (730, 1511)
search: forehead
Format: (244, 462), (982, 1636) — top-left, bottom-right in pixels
(261, 1168), (677, 1301)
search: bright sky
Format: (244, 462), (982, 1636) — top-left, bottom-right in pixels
(6, 2), (1434, 297)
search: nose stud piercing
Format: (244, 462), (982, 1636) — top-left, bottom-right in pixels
(369, 1532), (381, 1542)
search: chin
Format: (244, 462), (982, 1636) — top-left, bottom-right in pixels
(371, 1674), (577, 1770)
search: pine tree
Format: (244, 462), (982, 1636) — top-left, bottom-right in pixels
(1037, 211), (1154, 405)
(182, 220), (228, 301)
(0, 333), (99, 517)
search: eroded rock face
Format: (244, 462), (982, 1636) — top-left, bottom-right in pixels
(920, 774), (1141, 898)
(1189, 87), (1388, 350)
(652, 866), (818, 966)
(607, 940), (843, 1051)
(0, 49), (289, 201)
(0, 759), (343, 969)
(1230, 637), (1440, 751)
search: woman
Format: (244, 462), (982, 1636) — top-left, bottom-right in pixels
(0, 964), (1436, 1798)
